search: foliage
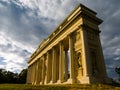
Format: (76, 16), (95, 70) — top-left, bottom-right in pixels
(0, 68), (27, 84)
(115, 67), (120, 82)
(19, 69), (27, 83)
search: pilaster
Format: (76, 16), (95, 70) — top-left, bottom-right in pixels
(80, 26), (91, 83)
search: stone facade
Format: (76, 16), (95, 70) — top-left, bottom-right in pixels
(27, 4), (110, 85)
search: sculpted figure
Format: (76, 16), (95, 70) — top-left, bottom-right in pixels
(77, 52), (82, 68)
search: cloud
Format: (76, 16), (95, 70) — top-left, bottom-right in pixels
(0, 0), (55, 72)
(0, 31), (31, 72)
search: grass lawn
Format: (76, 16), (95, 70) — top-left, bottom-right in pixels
(0, 84), (120, 90)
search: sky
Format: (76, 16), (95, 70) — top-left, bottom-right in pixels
(0, 0), (120, 81)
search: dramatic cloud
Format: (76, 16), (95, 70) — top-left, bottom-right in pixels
(0, 0), (120, 81)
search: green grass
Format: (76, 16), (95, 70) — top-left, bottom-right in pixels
(0, 84), (120, 90)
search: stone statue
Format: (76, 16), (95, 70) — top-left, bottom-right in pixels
(75, 52), (83, 79)
(76, 52), (82, 68)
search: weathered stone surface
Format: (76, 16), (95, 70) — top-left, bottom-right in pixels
(27, 4), (110, 85)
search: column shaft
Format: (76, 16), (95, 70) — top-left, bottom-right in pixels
(37, 59), (40, 84)
(26, 67), (30, 84)
(42, 59), (45, 84)
(52, 47), (57, 83)
(33, 63), (36, 84)
(49, 51), (52, 82)
(32, 64), (34, 84)
(34, 62), (37, 84)
(46, 52), (50, 83)
(69, 34), (75, 83)
(29, 66), (32, 83)
(36, 60), (39, 84)
(65, 50), (68, 81)
(59, 42), (64, 83)
(56, 49), (59, 81)
(39, 60), (42, 84)
(35, 62), (38, 84)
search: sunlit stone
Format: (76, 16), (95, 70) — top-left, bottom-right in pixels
(27, 4), (111, 85)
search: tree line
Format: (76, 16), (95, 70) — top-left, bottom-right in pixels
(115, 67), (120, 82)
(0, 68), (27, 84)
(0, 67), (120, 84)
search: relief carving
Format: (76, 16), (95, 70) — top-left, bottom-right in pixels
(76, 52), (82, 68)
(75, 51), (83, 79)
(76, 31), (80, 41)
(74, 30), (81, 42)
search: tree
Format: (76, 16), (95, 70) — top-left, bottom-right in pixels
(0, 68), (27, 84)
(115, 67), (120, 82)
(0, 68), (18, 83)
(0, 69), (5, 83)
(19, 69), (27, 84)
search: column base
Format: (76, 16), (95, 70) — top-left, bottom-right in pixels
(78, 76), (91, 84)
(48, 80), (53, 84)
(34, 81), (37, 85)
(32, 82), (34, 85)
(44, 78), (48, 85)
(65, 78), (75, 84)
(56, 80), (61, 84)
(39, 81), (43, 85)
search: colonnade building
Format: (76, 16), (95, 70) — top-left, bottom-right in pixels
(27, 4), (110, 84)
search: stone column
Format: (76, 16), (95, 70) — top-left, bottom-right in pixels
(33, 63), (35, 84)
(56, 49), (59, 82)
(69, 34), (75, 83)
(44, 56), (47, 84)
(46, 52), (50, 83)
(49, 51), (52, 83)
(52, 47), (57, 83)
(36, 60), (40, 84)
(29, 66), (32, 84)
(59, 42), (64, 83)
(37, 59), (40, 84)
(31, 64), (33, 84)
(26, 66), (30, 84)
(31, 65), (33, 84)
(34, 62), (37, 84)
(35, 61), (38, 84)
(27, 66), (30, 84)
(64, 49), (68, 81)
(39, 60), (42, 84)
(42, 58), (45, 84)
